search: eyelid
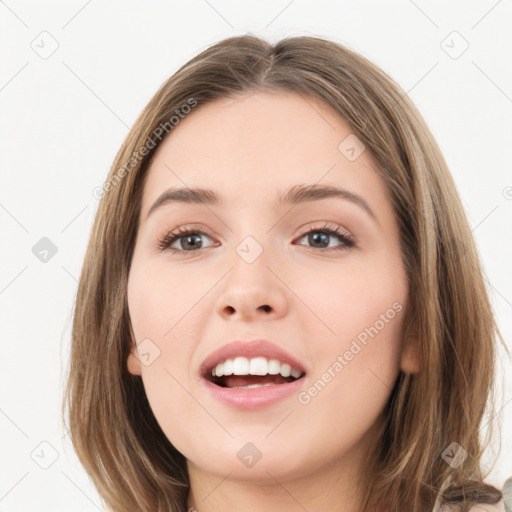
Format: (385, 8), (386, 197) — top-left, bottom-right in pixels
(294, 222), (356, 251)
(157, 221), (356, 253)
(296, 221), (353, 240)
(156, 224), (216, 252)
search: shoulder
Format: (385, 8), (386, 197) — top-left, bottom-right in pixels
(438, 501), (506, 512)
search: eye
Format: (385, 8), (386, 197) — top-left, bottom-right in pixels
(294, 223), (355, 253)
(157, 226), (216, 252)
(157, 222), (355, 254)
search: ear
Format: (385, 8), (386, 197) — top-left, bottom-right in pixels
(127, 340), (142, 376)
(400, 320), (421, 374)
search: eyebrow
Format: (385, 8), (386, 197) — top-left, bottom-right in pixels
(145, 183), (377, 223)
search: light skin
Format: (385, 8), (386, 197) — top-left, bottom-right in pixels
(126, 90), (420, 512)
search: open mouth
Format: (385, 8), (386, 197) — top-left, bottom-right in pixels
(204, 356), (306, 389)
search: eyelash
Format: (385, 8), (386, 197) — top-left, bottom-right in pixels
(157, 222), (355, 254)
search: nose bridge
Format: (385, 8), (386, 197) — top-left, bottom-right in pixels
(228, 230), (272, 289)
(227, 204), (275, 265)
(214, 224), (288, 320)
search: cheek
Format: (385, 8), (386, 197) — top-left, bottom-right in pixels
(294, 258), (407, 343)
(127, 259), (202, 342)
(292, 288), (405, 466)
(123, 252), (408, 477)
(294, 261), (406, 405)
(127, 259), (212, 405)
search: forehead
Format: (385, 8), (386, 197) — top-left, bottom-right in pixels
(140, 91), (391, 218)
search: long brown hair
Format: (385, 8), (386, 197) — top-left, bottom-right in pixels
(62, 34), (508, 512)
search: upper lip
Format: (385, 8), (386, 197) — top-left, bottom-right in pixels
(199, 339), (307, 378)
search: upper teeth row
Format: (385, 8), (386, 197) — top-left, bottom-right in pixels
(211, 356), (302, 379)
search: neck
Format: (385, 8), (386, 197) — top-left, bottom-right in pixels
(186, 435), (373, 512)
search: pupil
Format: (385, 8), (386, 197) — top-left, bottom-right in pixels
(310, 232), (328, 248)
(183, 234), (201, 249)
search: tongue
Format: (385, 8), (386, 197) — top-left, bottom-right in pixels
(220, 374), (292, 388)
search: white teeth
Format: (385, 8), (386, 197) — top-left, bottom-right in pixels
(233, 383), (275, 389)
(291, 369), (302, 379)
(267, 359), (281, 375)
(280, 363), (291, 377)
(233, 356), (249, 375)
(223, 359), (234, 376)
(249, 356), (268, 375)
(210, 356), (303, 379)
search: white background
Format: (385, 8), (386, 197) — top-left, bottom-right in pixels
(1, 1), (511, 510)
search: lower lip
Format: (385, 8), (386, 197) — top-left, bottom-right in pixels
(202, 376), (306, 410)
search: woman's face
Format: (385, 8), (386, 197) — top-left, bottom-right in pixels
(126, 91), (419, 484)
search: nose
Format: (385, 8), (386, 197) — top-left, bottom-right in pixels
(214, 245), (289, 322)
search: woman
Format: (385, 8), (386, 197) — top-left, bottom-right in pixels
(63, 34), (508, 512)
